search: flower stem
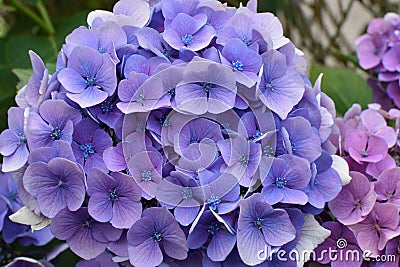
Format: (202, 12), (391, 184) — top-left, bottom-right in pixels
(8, 0), (54, 35)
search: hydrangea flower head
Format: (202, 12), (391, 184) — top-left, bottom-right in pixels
(0, 0), (344, 265)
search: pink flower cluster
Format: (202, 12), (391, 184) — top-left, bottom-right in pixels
(356, 13), (400, 108)
(316, 103), (400, 266)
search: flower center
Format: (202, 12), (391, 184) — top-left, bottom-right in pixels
(361, 151), (368, 157)
(265, 82), (274, 92)
(181, 34), (194, 45)
(18, 133), (27, 145)
(253, 130), (263, 139)
(50, 128), (62, 140)
(263, 145), (274, 157)
(83, 220), (92, 228)
(57, 179), (64, 187)
(202, 82), (213, 97)
(136, 94), (145, 103)
(275, 177), (287, 188)
(80, 143), (95, 159)
(241, 37), (251, 46)
(101, 102), (113, 113)
(188, 137), (200, 145)
(168, 88), (176, 97)
(98, 48), (106, 54)
(386, 191), (395, 199)
(207, 194), (221, 211)
(208, 221), (221, 235)
(152, 232), (163, 242)
(291, 142), (296, 152)
(232, 60), (244, 71)
(254, 218), (263, 230)
(141, 170), (152, 181)
(239, 154), (249, 165)
(182, 188), (193, 199)
(108, 189), (119, 202)
(86, 77), (96, 87)
(354, 199), (361, 208)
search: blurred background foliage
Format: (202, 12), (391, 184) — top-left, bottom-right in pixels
(0, 0), (398, 265)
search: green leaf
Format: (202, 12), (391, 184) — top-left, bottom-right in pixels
(310, 64), (373, 116)
(5, 34), (57, 68)
(12, 68), (33, 90)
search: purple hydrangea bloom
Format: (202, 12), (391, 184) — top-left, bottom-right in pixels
(329, 171), (377, 225)
(280, 116), (322, 163)
(127, 150), (163, 199)
(174, 61), (237, 115)
(187, 211), (236, 262)
(256, 50), (305, 120)
(163, 13), (215, 51)
(23, 51), (50, 108)
(200, 172), (240, 215)
(26, 100), (81, 150)
(58, 46), (117, 108)
(261, 154), (310, 205)
(71, 118), (112, 172)
(23, 158), (86, 218)
(349, 203), (400, 256)
(0, 108), (29, 172)
(374, 167), (400, 208)
(344, 130), (387, 164)
(127, 207), (188, 266)
(216, 13), (271, 53)
(64, 21), (127, 63)
(237, 193), (296, 266)
(88, 97), (123, 129)
(356, 35), (386, 69)
(123, 54), (168, 77)
(217, 135), (261, 187)
(51, 208), (122, 260)
(2, 216), (53, 247)
(87, 169), (142, 229)
(382, 44), (400, 72)
(305, 152), (342, 209)
(221, 38), (263, 87)
(156, 171), (203, 226)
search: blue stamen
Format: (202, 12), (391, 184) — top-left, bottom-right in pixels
(362, 151), (368, 157)
(232, 60), (244, 71)
(181, 34), (194, 45)
(141, 170), (152, 181)
(108, 189), (119, 202)
(275, 177), (287, 188)
(239, 154), (249, 165)
(182, 188), (193, 199)
(86, 77), (96, 86)
(152, 232), (163, 242)
(18, 133), (27, 145)
(208, 221), (221, 235)
(254, 218), (263, 230)
(50, 128), (62, 140)
(253, 130), (263, 139)
(83, 220), (92, 228)
(80, 143), (95, 159)
(98, 48), (106, 54)
(242, 38), (251, 46)
(188, 137), (200, 145)
(265, 82), (274, 92)
(207, 194), (221, 211)
(101, 102), (113, 113)
(168, 88), (176, 97)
